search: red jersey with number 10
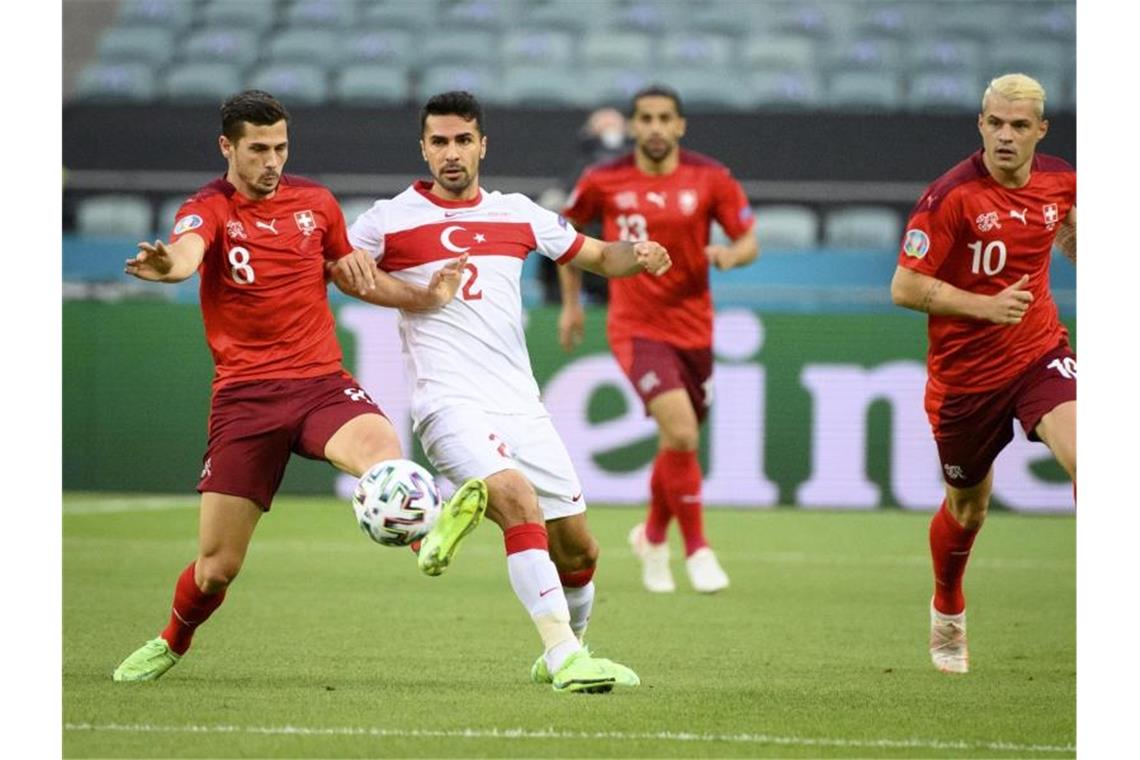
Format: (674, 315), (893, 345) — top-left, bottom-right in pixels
(563, 149), (754, 348)
(170, 174), (354, 389)
(898, 150), (1075, 394)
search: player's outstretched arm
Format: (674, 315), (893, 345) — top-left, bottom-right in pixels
(1056, 206), (1076, 264)
(706, 227), (759, 271)
(572, 237), (671, 278)
(329, 251), (465, 311)
(557, 265), (585, 352)
(124, 236), (205, 283)
(890, 266), (1033, 325)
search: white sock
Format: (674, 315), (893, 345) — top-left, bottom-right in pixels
(506, 548), (580, 672)
(563, 581), (595, 641)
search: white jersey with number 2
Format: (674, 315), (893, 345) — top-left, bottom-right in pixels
(348, 181), (585, 427)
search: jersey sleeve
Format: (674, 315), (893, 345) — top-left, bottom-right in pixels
(561, 169), (602, 228)
(528, 199), (585, 264)
(321, 192), (354, 261)
(898, 188), (962, 276)
(710, 169), (755, 240)
(170, 196), (221, 249)
(347, 202), (386, 261)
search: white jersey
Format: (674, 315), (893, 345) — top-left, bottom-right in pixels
(348, 180), (585, 426)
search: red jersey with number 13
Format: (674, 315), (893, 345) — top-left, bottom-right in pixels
(563, 149), (754, 348)
(898, 150), (1075, 395)
(170, 174), (354, 389)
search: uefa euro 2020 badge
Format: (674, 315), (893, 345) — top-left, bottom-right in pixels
(903, 228), (930, 259)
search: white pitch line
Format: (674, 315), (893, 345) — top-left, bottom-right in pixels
(62, 722), (1075, 754)
(63, 497), (199, 515)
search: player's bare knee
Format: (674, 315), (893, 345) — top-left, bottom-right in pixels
(945, 494), (988, 530)
(660, 424), (700, 452)
(195, 555), (242, 593)
(485, 469), (542, 528)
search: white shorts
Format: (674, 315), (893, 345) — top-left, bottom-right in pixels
(416, 405), (587, 521)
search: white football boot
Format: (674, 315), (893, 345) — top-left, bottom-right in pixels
(685, 546), (730, 593)
(628, 523), (675, 593)
(929, 600), (969, 674)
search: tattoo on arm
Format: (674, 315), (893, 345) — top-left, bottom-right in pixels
(919, 280), (943, 313)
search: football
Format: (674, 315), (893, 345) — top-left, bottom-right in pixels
(352, 459), (443, 547)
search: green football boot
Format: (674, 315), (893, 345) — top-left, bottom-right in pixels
(112, 637), (180, 682)
(417, 479), (488, 577)
(547, 648), (641, 694)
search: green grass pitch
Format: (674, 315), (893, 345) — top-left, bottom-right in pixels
(63, 493), (1074, 758)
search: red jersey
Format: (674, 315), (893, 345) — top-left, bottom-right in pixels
(170, 174), (354, 389)
(899, 150), (1075, 394)
(563, 149), (754, 348)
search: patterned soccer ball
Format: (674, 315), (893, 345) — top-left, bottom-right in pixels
(352, 459), (443, 547)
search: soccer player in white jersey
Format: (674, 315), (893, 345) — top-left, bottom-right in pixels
(336, 91), (672, 693)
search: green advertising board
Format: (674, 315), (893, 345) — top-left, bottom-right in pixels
(63, 301), (1074, 511)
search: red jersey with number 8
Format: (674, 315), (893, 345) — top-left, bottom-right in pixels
(170, 175), (354, 389)
(563, 150), (754, 349)
(898, 150), (1075, 394)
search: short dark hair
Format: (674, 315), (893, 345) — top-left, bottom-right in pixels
(221, 90), (290, 143)
(420, 90), (484, 135)
(630, 84), (684, 118)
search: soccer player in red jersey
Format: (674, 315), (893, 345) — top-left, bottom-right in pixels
(890, 74), (1076, 674)
(560, 85), (758, 594)
(112, 91), (478, 682)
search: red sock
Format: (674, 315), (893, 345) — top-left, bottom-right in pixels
(644, 452), (673, 544)
(160, 561), (227, 656)
(929, 501), (979, 615)
(659, 448), (708, 557)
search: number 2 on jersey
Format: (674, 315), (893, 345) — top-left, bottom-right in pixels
(461, 262), (483, 301)
(227, 246), (255, 284)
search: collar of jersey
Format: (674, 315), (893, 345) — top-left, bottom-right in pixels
(414, 180), (482, 208)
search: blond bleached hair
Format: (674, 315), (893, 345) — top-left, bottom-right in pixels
(982, 73), (1047, 118)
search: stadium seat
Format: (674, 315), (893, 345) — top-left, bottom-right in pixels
(77, 195), (154, 237)
(826, 71), (903, 110)
(417, 65), (500, 101)
(286, 0), (358, 29)
(420, 31), (498, 66)
(907, 72), (981, 111)
(580, 31), (653, 69)
(115, 0), (193, 32)
(986, 42), (1071, 81)
(497, 68), (588, 108)
(265, 29), (344, 68)
(679, 2), (747, 37)
(339, 197), (376, 227)
(343, 30), (415, 65)
(851, 3), (914, 40)
(753, 205), (819, 250)
(612, 1), (674, 34)
(359, 0), (440, 31)
(660, 32), (734, 70)
(741, 37), (817, 72)
(247, 64), (329, 106)
(521, 0), (615, 33)
(163, 62), (244, 102)
(907, 37), (983, 73)
(1027, 4), (1076, 42)
(932, 2), (1010, 43)
(656, 69), (755, 111)
(180, 29), (262, 68)
(334, 65), (412, 105)
(768, 3), (837, 41)
(580, 68), (653, 108)
(200, 0), (278, 32)
(74, 63), (157, 102)
(440, 0), (510, 31)
(750, 70), (823, 109)
(501, 30), (576, 68)
(823, 206), (903, 250)
(825, 38), (903, 74)
(96, 27), (176, 67)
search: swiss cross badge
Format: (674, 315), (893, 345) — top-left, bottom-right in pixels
(1042, 203), (1059, 229)
(679, 189), (698, 216)
(294, 209), (316, 236)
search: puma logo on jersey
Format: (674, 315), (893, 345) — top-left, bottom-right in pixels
(646, 191), (667, 209)
(638, 371), (661, 393)
(1009, 208), (1028, 225)
(254, 218), (278, 235)
(200, 457), (212, 480)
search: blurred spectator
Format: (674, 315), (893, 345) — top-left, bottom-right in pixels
(537, 107), (632, 304)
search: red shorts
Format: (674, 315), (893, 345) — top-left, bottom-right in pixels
(612, 337), (713, 423)
(197, 372), (385, 510)
(926, 343), (1076, 488)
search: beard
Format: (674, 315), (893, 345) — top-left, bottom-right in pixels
(436, 166), (473, 194)
(639, 140), (674, 164)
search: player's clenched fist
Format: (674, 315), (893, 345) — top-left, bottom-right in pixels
(634, 241), (671, 276)
(987, 274), (1033, 325)
(332, 248), (378, 295)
